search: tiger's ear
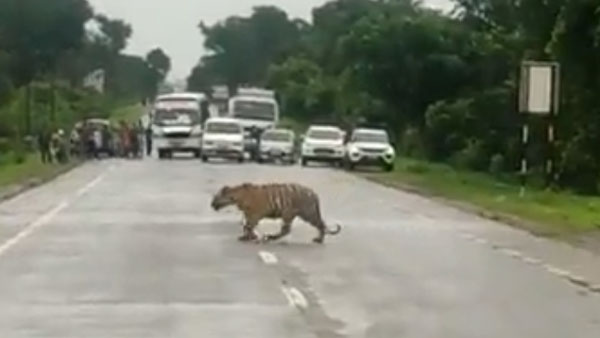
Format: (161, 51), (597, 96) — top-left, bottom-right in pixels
(221, 185), (231, 193)
(240, 183), (252, 190)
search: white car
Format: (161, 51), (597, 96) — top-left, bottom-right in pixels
(259, 128), (296, 164)
(345, 128), (395, 171)
(201, 118), (245, 163)
(301, 125), (345, 167)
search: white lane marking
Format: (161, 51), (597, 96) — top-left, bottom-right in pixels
(521, 256), (542, 265)
(76, 174), (105, 197)
(473, 238), (488, 245)
(499, 248), (523, 259)
(281, 286), (308, 310)
(544, 264), (571, 278)
(0, 201), (68, 257)
(258, 251), (278, 265)
(0, 171), (107, 259)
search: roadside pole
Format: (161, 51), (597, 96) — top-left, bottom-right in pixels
(518, 61), (560, 197)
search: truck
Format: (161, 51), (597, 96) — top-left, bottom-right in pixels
(227, 87), (280, 160)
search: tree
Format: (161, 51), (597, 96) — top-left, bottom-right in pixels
(146, 48), (172, 80)
(193, 6), (302, 93)
(0, 0), (93, 86)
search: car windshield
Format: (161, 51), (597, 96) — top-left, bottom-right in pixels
(233, 100), (276, 121)
(205, 122), (241, 134)
(262, 131), (292, 142)
(352, 132), (389, 143)
(308, 129), (342, 140)
(154, 109), (198, 126)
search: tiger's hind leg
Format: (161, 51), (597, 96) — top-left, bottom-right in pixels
(299, 214), (326, 244)
(265, 213), (295, 242)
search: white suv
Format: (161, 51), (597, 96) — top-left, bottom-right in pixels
(345, 128), (395, 171)
(301, 125), (345, 167)
(201, 118), (245, 163)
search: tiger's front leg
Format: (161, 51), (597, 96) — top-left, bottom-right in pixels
(238, 216), (259, 242)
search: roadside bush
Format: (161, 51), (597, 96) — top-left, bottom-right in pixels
(489, 153), (505, 178)
(450, 139), (487, 171)
(401, 127), (425, 158)
(425, 99), (470, 161)
(558, 135), (599, 194)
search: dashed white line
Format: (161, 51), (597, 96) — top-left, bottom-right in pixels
(499, 248), (524, 259)
(544, 264), (571, 278)
(258, 251), (278, 265)
(521, 256), (542, 265)
(473, 238), (488, 245)
(281, 286), (308, 310)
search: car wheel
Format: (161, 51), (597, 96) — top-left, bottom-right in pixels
(301, 158), (308, 167)
(238, 156), (245, 164)
(201, 155), (209, 163)
(158, 150), (165, 159)
(193, 150), (201, 158)
(384, 163), (395, 172)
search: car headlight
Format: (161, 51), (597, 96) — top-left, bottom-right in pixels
(385, 146), (395, 156)
(204, 141), (214, 147)
(153, 128), (163, 137)
(349, 146), (361, 157)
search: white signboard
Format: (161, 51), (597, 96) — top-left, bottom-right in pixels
(528, 66), (552, 113)
(519, 62), (560, 115)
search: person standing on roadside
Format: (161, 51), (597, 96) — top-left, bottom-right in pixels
(38, 127), (52, 164)
(93, 127), (102, 159)
(144, 122), (152, 156)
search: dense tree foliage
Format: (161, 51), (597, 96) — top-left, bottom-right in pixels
(188, 0), (600, 194)
(0, 0), (170, 144)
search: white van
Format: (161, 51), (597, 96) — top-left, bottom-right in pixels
(201, 117), (245, 163)
(152, 92), (210, 159)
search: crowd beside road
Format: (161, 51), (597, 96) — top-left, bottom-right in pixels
(36, 119), (152, 165)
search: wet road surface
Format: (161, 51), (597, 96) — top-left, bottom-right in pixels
(0, 158), (599, 337)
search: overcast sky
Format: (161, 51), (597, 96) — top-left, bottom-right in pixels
(89, 0), (454, 81)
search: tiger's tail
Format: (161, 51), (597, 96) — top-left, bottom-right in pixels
(326, 223), (342, 236)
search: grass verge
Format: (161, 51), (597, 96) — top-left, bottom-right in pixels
(0, 155), (73, 193)
(364, 157), (600, 239)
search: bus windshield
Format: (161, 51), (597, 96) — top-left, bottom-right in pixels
(154, 109), (199, 126)
(233, 100), (276, 122)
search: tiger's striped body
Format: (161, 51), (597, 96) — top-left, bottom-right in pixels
(211, 183), (342, 244)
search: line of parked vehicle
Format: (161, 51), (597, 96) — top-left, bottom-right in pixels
(169, 116), (396, 172)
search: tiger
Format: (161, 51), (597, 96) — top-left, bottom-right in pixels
(211, 183), (342, 244)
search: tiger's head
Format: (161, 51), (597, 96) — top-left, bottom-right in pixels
(211, 183), (253, 211)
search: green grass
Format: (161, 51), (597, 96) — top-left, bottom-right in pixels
(109, 104), (145, 124)
(0, 155), (71, 191)
(365, 157), (600, 237)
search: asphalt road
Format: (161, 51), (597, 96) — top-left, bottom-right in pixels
(0, 158), (599, 337)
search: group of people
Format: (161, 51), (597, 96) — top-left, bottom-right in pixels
(38, 119), (153, 164)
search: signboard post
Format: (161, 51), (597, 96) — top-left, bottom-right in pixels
(518, 61), (560, 196)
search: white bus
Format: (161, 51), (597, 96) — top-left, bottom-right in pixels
(152, 92), (210, 159)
